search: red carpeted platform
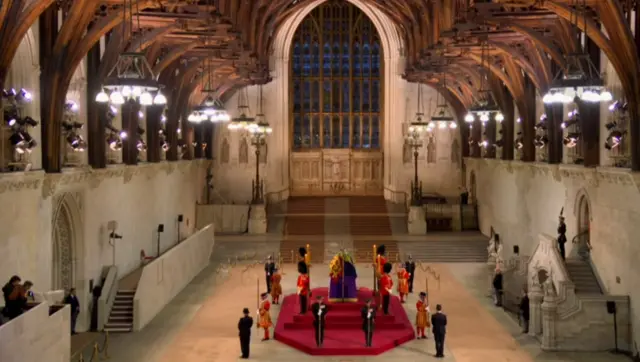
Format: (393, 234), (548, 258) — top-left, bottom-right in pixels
(274, 287), (415, 355)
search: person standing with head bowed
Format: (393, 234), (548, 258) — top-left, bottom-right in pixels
(257, 293), (272, 341)
(431, 304), (447, 358)
(297, 260), (310, 314)
(238, 307), (253, 359)
(415, 291), (431, 339)
(380, 263), (393, 315)
(361, 298), (376, 347)
(264, 255), (275, 293)
(311, 295), (328, 347)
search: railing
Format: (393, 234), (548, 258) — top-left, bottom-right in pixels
(97, 265), (118, 331)
(265, 187), (289, 205)
(383, 187), (409, 212)
(74, 332), (110, 362)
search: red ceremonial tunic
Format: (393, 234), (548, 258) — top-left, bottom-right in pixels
(380, 274), (393, 296)
(416, 300), (430, 327)
(297, 274), (310, 296)
(258, 300), (272, 328)
(397, 268), (409, 294)
(377, 256), (388, 275)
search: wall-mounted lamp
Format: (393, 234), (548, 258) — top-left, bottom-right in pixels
(107, 221), (122, 266)
(157, 224), (164, 257)
(177, 214), (184, 243)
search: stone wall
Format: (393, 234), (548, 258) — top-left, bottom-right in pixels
(0, 303), (71, 362)
(133, 224), (214, 331)
(465, 157), (640, 351)
(0, 160), (210, 333)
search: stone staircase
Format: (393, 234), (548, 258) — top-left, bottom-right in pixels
(280, 239), (325, 264)
(349, 197), (393, 235)
(353, 239), (401, 263)
(565, 259), (602, 294)
(399, 239), (487, 262)
(104, 290), (135, 333)
(211, 240), (281, 263)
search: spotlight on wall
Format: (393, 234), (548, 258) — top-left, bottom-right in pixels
(105, 124), (125, 151)
(534, 114), (547, 131)
(156, 224), (164, 256)
(534, 135), (548, 149)
(515, 132), (524, 150)
(62, 120), (86, 152)
(562, 132), (580, 148)
(9, 131), (37, 154)
(136, 126), (147, 151)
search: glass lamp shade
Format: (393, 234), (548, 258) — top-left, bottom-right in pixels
(139, 92), (153, 106)
(109, 91), (125, 105)
(96, 90), (109, 103)
(464, 113), (474, 123)
(153, 92), (167, 105)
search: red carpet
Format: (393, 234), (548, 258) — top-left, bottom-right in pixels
(274, 287), (415, 355)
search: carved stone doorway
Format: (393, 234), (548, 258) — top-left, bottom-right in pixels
(51, 193), (83, 292)
(576, 195), (591, 260)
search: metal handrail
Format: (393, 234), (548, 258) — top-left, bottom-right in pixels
(75, 331), (109, 362)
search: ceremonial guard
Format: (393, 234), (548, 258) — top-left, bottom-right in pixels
(380, 263), (393, 315)
(311, 295), (329, 347)
(270, 267), (282, 304)
(257, 293), (272, 341)
(404, 255), (416, 293)
(361, 298), (376, 347)
(557, 213), (567, 260)
(396, 264), (409, 303)
(415, 292), (431, 339)
(297, 260), (310, 314)
(376, 245), (388, 275)
(264, 255), (276, 293)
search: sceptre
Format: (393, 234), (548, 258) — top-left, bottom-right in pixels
(256, 277), (260, 330)
(306, 244), (311, 309)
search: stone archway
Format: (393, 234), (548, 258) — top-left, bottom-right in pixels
(51, 192), (84, 291)
(576, 194), (591, 259)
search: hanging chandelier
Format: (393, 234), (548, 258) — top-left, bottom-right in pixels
(464, 39), (504, 124)
(542, 0), (611, 104)
(406, 83), (430, 142)
(248, 85), (272, 140)
(95, 0), (166, 106)
(187, 96), (231, 123)
(228, 87), (255, 130)
(430, 71), (457, 130)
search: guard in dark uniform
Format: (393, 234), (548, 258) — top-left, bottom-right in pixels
(264, 255), (275, 293)
(311, 295), (329, 347)
(361, 298), (376, 347)
(404, 255), (416, 293)
(238, 307), (253, 359)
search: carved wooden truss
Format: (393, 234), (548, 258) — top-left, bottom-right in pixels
(0, 0), (639, 171)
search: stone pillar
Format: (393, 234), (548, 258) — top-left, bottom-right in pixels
(407, 206), (427, 234)
(487, 258), (496, 296)
(529, 283), (544, 337)
(541, 293), (559, 350)
(248, 204), (267, 234)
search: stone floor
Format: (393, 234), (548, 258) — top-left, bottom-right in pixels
(92, 260), (631, 362)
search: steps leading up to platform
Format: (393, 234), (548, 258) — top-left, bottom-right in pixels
(399, 239), (488, 263)
(565, 259), (602, 294)
(280, 239), (325, 263)
(353, 240), (401, 263)
(285, 216), (325, 235)
(274, 287), (415, 355)
(348, 197), (393, 235)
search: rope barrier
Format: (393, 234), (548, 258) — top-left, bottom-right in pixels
(75, 331), (109, 362)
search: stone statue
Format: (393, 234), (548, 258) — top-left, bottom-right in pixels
(542, 278), (556, 298)
(487, 230), (503, 263)
(451, 138), (460, 166)
(426, 135), (436, 164)
(239, 138), (248, 164)
(220, 138), (230, 164)
(331, 158), (341, 180)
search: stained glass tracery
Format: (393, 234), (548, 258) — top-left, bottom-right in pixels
(291, 1), (382, 150)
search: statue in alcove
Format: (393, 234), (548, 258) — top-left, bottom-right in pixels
(426, 135), (436, 164)
(450, 138), (460, 167)
(403, 142), (412, 164)
(239, 138), (249, 164)
(259, 143), (267, 164)
(220, 138), (230, 164)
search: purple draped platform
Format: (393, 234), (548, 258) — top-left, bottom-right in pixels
(328, 276), (358, 302)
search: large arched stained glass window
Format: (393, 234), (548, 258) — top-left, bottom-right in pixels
(291, 0), (382, 150)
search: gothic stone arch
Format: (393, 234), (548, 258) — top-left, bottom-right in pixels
(51, 192), (84, 292)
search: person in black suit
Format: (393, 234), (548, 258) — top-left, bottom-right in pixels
(238, 307), (254, 359)
(264, 255), (275, 293)
(431, 304), (447, 358)
(361, 298), (376, 347)
(310, 295), (328, 347)
(492, 268), (503, 307)
(519, 289), (530, 334)
(64, 288), (80, 334)
(404, 255), (416, 293)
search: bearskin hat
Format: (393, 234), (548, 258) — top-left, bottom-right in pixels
(299, 247), (307, 257)
(419, 292), (427, 298)
(377, 244), (386, 255)
(261, 292), (268, 298)
(298, 260), (308, 274)
(383, 262), (392, 274)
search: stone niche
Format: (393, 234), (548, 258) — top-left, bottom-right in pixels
(0, 160), (210, 333)
(465, 157), (640, 352)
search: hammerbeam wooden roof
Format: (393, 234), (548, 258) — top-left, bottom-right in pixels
(1, 0), (639, 114)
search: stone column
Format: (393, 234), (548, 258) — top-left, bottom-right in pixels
(407, 206), (427, 234)
(487, 258), (496, 296)
(541, 293), (559, 350)
(528, 283), (544, 337)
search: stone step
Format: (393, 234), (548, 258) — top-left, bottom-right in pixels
(565, 260), (602, 294)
